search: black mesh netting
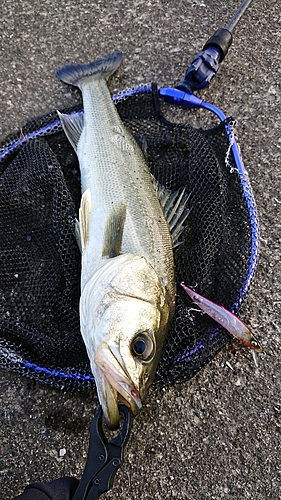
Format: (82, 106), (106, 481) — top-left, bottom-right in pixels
(0, 85), (259, 389)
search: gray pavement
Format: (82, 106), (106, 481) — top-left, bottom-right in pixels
(1, 1), (280, 499)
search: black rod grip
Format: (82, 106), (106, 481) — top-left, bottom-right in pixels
(203, 28), (233, 61)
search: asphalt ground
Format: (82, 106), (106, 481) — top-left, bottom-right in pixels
(1, 1), (280, 499)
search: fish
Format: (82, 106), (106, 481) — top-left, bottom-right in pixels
(180, 283), (262, 352)
(56, 52), (189, 428)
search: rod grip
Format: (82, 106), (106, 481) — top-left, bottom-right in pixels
(203, 28), (233, 61)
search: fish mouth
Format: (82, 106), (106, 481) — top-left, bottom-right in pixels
(94, 342), (142, 429)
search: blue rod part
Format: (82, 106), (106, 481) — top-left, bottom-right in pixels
(158, 88), (203, 108)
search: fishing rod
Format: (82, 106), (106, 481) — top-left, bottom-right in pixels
(176, 0), (254, 93)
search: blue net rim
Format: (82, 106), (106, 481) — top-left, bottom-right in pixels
(0, 86), (260, 386)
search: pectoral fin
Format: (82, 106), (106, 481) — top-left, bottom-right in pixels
(102, 203), (127, 258)
(57, 110), (84, 151)
(79, 189), (91, 251)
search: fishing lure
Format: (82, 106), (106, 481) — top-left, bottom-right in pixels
(180, 283), (262, 353)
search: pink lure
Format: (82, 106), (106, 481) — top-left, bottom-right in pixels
(180, 283), (262, 352)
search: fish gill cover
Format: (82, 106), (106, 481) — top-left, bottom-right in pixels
(0, 86), (258, 389)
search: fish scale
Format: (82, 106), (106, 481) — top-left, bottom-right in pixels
(78, 77), (174, 298)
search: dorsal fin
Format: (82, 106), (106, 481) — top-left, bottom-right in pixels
(79, 189), (91, 251)
(102, 203), (127, 258)
(155, 180), (191, 247)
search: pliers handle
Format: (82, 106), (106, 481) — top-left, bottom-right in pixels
(72, 405), (132, 500)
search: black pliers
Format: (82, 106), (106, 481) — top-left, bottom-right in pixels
(72, 405), (132, 500)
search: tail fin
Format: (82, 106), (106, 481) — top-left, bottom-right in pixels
(55, 51), (122, 87)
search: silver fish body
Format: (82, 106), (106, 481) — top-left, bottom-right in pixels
(77, 81), (175, 300)
(56, 52), (185, 428)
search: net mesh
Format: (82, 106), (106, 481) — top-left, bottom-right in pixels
(0, 85), (259, 389)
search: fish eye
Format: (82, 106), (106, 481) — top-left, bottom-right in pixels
(131, 333), (154, 361)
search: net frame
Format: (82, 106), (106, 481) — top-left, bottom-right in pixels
(0, 85), (259, 389)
